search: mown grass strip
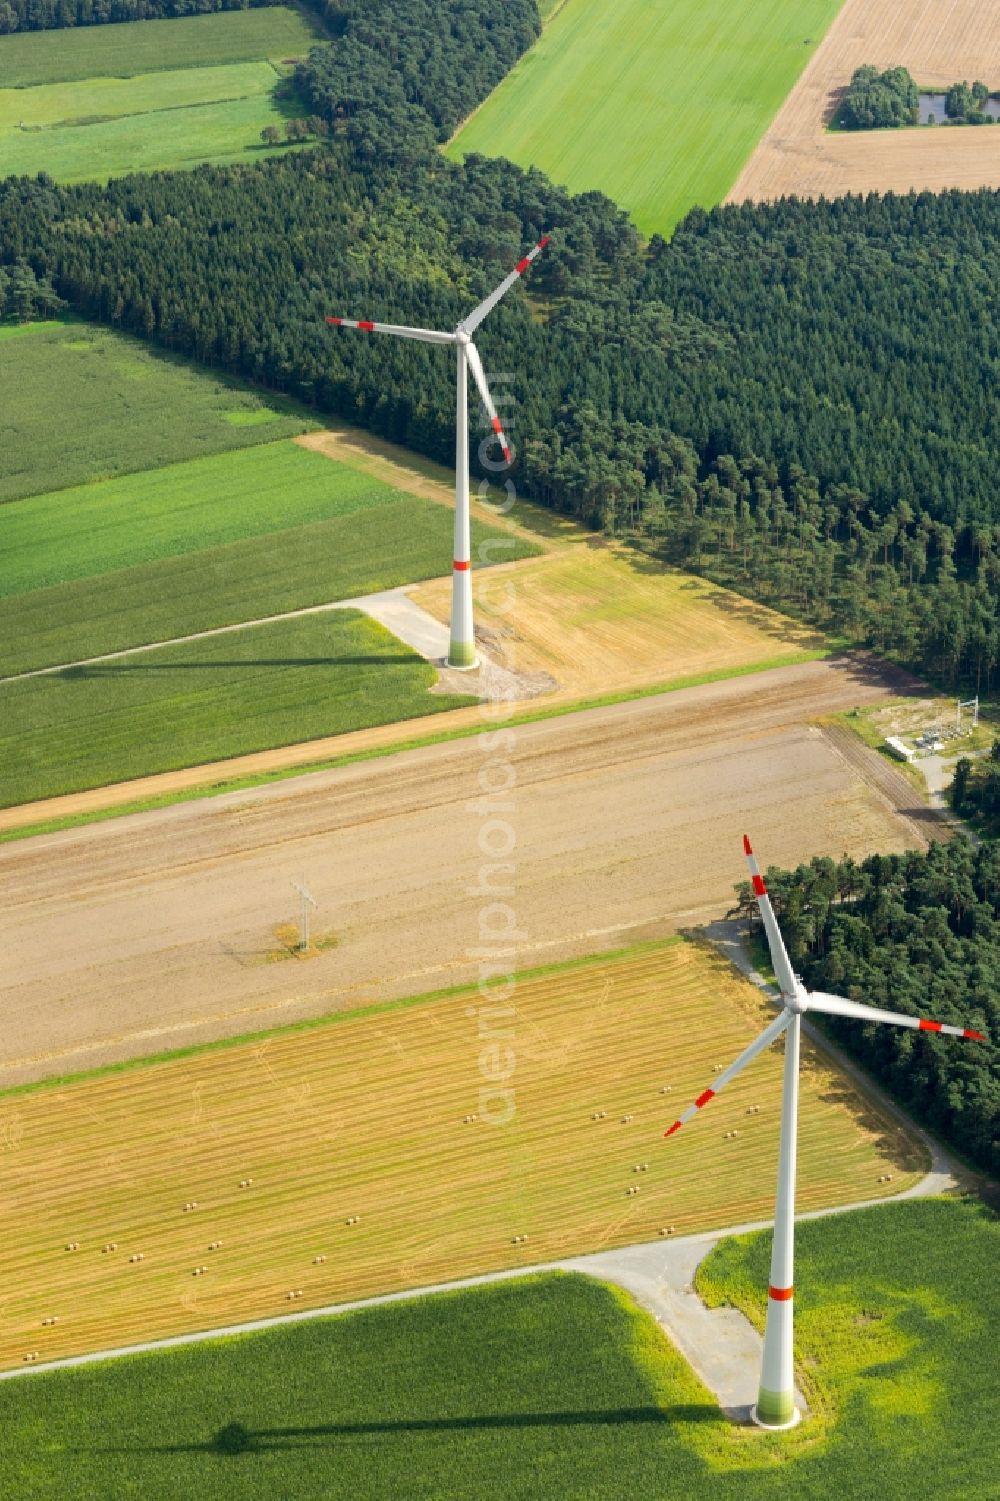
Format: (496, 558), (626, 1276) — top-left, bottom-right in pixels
(0, 495), (534, 677)
(0, 88), (310, 184)
(0, 647), (833, 837)
(0, 611), (475, 808)
(1, 441), (413, 599)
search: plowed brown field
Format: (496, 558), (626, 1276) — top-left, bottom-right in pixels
(0, 941), (922, 1371)
(0, 657), (941, 1087)
(730, 0), (1000, 204)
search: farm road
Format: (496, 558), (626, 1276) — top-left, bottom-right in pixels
(0, 655), (948, 1087)
(0, 586), (453, 686)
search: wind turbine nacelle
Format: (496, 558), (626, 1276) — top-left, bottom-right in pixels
(786, 982), (809, 1014)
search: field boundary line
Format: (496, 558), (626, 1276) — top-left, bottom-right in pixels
(0, 936), (686, 1101)
(0, 1178), (954, 1389)
(0, 648), (832, 838)
(0, 585), (445, 686)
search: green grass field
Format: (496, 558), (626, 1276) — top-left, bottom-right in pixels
(0, 442), (535, 677)
(0, 70), (306, 183)
(0, 61), (281, 130)
(446, 0), (844, 237)
(0, 1200), (993, 1499)
(0, 6), (318, 182)
(0, 322), (317, 505)
(0, 9), (320, 89)
(1, 441), (415, 598)
(0, 611), (474, 806)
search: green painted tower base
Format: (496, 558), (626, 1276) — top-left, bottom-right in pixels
(447, 640), (478, 669)
(752, 1390), (801, 1430)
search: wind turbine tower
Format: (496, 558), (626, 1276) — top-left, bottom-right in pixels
(326, 236), (550, 668)
(665, 835), (986, 1429)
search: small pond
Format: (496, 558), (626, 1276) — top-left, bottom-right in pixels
(918, 92), (1000, 125)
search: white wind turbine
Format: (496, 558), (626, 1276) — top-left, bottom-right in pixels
(664, 834), (986, 1430)
(325, 235), (550, 669)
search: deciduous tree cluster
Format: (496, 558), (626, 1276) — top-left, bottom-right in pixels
(841, 64), (919, 130)
(295, 0), (540, 162)
(951, 743), (1000, 836)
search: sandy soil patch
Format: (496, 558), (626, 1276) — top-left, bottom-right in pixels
(730, 0), (1000, 203)
(414, 543), (825, 700)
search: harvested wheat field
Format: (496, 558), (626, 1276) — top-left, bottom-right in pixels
(412, 544), (824, 701)
(0, 940), (922, 1370)
(730, 0), (1000, 204)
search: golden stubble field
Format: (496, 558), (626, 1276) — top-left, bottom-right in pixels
(730, 0), (1000, 204)
(413, 543), (824, 701)
(0, 941), (923, 1371)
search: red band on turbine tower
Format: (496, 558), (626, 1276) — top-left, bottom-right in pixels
(768, 1285), (793, 1302)
(453, 560), (470, 571)
(357, 321), (375, 331)
(752, 874), (767, 897)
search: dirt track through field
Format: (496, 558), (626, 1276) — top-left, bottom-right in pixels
(0, 657), (944, 1087)
(729, 0), (1000, 204)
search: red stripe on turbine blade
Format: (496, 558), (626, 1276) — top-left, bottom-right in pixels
(539, 235), (551, 249)
(768, 1285), (793, 1302)
(694, 1089), (715, 1110)
(663, 1121), (682, 1138)
(964, 1029), (986, 1041)
(515, 256), (531, 275)
(743, 834), (753, 855)
(919, 1019), (942, 1033)
(453, 560), (470, 571)
(502, 444), (512, 463)
(491, 417), (503, 434)
(752, 874), (767, 897)
(325, 316), (343, 326)
(356, 321), (375, 331)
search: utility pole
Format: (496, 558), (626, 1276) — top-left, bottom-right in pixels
(957, 696), (979, 735)
(290, 878), (317, 953)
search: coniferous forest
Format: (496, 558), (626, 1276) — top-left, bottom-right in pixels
(1, 0), (999, 691)
(0, 0), (996, 1188)
(734, 841), (1000, 1177)
(0, 0), (279, 33)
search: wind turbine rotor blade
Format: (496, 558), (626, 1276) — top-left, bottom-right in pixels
(466, 340), (512, 464)
(460, 234), (551, 335)
(808, 992), (986, 1041)
(325, 317), (456, 346)
(743, 835), (799, 999)
(663, 1009), (792, 1138)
